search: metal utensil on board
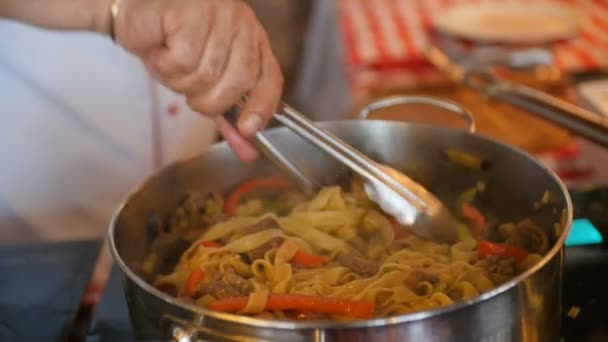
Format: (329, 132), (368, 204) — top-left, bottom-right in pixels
(452, 46), (553, 70)
(425, 44), (608, 149)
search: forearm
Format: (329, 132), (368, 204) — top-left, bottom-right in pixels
(0, 0), (113, 35)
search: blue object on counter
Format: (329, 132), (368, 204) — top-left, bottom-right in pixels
(566, 219), (604, 247)
(0, 239), (101, 342)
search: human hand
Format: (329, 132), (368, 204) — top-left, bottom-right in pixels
(112, 0), (283, 161)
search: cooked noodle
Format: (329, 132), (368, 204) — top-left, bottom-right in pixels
(150, 181), (545, 320)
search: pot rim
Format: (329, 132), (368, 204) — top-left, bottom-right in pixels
(108, 120), (573, 330)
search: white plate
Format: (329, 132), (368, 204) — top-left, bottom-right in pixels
(578, 79), (608, 118)
(432, 3), (586, 44)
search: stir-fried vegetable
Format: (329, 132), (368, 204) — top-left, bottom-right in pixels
(458, 188), (477, 207)
(224, 176), (293, 215)
(388, 217), (411, 240)
(164, 193), (225, 236)
(457, 223), (472, 241)
(443, 149), (487, 169)
(261, 198), (289, 215)
(533, 190), (551, 210)
(199, 241), (222, 248)
(182, 268), (205, 297)
(209, 294), (375, 318)
(496, 222), (516, 240)
(290, 251), (329, 267)
(477, 241), (528, 263)
(151, 166), (551, 321)
(203, 195), (223, 217)
(457, 181), (486, 207)
(462, 203), (486, 236)
(141, 253), (158, 275)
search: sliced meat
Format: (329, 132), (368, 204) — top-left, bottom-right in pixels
(338, 252), (379, 277)
(505, 219), (549, 254)
(247, 237), (282, 261)
(404, 270), (439, 289)
(205, 212), (226, 226)
(248, 217), (279, 233)
(201, 271), (253, 299)
(222, 271), (253, 294)
(497, 258), (516, 276)
(201, 279), (242, 299)
(243, 218), (282, 262)
(486, 255), (516, 276)
(404, 271), (422, 290)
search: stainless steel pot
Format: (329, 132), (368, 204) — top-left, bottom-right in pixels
(109, 96), (573, 342)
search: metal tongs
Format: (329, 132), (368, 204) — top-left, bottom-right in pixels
(463, 70), (608, 148)
(425, 44), (608, 148)
(225, 102), (460, 243)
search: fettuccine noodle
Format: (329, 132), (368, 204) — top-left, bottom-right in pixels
(152, 184), (545, 320)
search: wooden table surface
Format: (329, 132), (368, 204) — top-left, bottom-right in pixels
(348, 81), (573, 155)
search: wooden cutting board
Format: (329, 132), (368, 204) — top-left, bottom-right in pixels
(348, 85), (573, 155)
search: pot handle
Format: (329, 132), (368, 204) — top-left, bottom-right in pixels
(357, 95), (476, 133)
(163, 314), (256, 342)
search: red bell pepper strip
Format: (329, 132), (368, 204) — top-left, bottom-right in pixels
(199, 241), (223, 248)
(462, 203), (486, 236)
(290, 250), (328, 267)
(224, 176), (292, 215)
(181, 268), (205, 297)
(477, 241), (529, 263)
(209, 294), (375, 318)
(389, 217), (411, 240)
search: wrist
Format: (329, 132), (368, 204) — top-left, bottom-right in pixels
(0, 0), (116, 33)
(93, 0), (119, 37)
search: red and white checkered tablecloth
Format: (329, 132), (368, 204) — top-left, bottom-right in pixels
(336, 0), (608, 185)
(337, 0), (608, 90)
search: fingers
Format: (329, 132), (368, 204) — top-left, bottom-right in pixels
(152, 8), (208, 79)
(190, 0), (238, 93)
(211, 34), (280, 162)
(159, 2), (234, 93)
(214, 116), (259, 162)
(114, 0), (165, 56)
(237, 36), (284, 137)
(124, 0), (283, 161)
(186, 26), (260, 117)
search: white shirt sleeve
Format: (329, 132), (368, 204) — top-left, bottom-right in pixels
(0, 21), (217, 244)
